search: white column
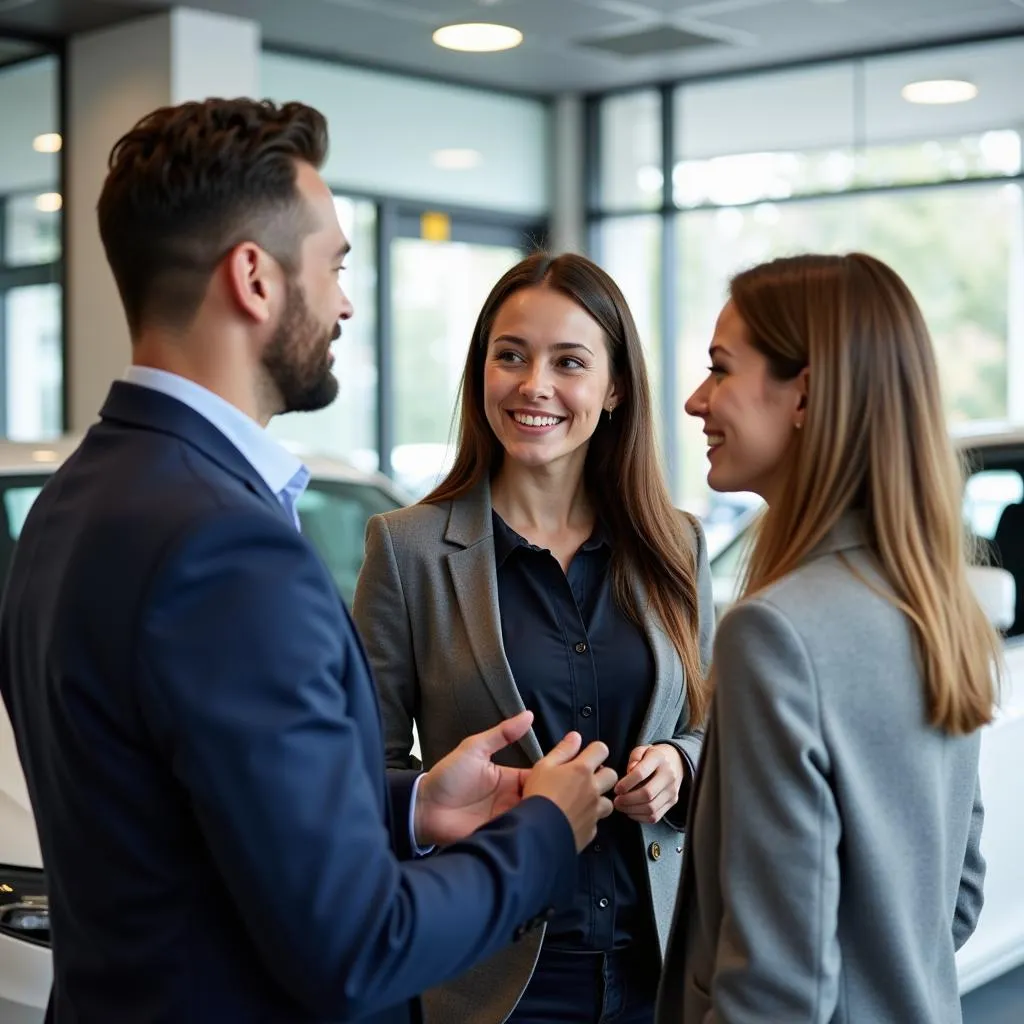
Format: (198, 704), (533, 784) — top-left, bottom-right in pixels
(550, 93), (586, 255)
(65, 7), (260, 431)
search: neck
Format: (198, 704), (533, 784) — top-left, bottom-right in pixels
(132, 328), (279, 426)
(490, 456), (593, 535)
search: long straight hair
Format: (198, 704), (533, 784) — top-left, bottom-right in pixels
(425, 253), (710, 726)
(732, 253), (998, 734)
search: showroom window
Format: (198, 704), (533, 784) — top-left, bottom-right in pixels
(589, 35), (1024, 528)
(0, 45), (63, 440)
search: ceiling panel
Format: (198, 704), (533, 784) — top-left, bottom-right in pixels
(0, 0), (1022, 93)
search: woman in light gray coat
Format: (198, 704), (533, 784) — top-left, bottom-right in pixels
(657, 252), (997, 1024)
(354, 253), (714, 1024)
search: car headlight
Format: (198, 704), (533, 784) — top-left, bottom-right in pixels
(0, 867), (49, 947)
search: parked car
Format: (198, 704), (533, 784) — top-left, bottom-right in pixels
(0, 436), (406, 1023)
(706, 423), (1024, 996)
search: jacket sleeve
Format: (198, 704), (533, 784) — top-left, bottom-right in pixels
(352, 513), (421, 770)
(954, 775), (986, 950)
(136, 508), (576, 1021)
(658, 512), (715, 823)
(704, 597), (843, 1022)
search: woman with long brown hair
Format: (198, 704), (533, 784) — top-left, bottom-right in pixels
(657, 252), (997, 1024)
(354, 252), (714, 1024)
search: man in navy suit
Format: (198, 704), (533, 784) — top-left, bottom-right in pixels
(0, 98), (618, 1023)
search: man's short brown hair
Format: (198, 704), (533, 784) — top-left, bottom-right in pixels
(97, 98), (328, 335)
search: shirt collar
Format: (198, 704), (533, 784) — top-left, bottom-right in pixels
(490, 509), (610, 568)
(123, 366), (308, 500)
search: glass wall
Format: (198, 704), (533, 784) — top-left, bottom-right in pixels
(592, 35), (1024, 535)
(0, 48), (62, 439)
(262, 53), (548, 489)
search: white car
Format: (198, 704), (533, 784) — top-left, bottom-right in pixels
(707, 423), (1024, 996)
(0, 437), (406, 1023)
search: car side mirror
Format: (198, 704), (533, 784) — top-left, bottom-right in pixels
(967, 565), (1016, 631)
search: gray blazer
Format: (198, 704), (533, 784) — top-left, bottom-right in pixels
(657, 514), (986, 1024)
(353, 478), (714, 1024)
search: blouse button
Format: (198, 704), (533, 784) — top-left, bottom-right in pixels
(574, 641), (588, 654)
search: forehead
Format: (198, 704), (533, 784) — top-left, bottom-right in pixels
(294, 161), (347, 248)
(491, 285), (604, 342)
(713, 300), (752, 348)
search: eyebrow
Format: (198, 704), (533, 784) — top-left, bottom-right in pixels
(709, 343), (731, 359)
(333, 241), (351, 261)
(492, 334), (594, 356)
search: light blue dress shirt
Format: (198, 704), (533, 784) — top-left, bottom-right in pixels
(123, 365), (431, 853)
(123, 365), (310, 530)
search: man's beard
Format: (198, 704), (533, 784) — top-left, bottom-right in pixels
(262, 276), (340, 414)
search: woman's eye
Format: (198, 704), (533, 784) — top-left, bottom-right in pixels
(559, 357), (585, 370)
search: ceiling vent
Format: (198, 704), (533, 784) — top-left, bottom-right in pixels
(579, 24), (724, 58)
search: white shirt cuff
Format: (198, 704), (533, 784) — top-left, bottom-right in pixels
(409, 773), (435, 857)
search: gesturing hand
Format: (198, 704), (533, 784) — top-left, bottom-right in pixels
(613, 744), (685, 824)
(414, 711), (534, 848)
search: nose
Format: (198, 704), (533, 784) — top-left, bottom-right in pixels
(337, 285), (354, 322)
(684, 377), (711, 419)
(519, 363), (553, 400)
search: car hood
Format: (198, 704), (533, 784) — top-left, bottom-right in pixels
(0, 711), (43, 868)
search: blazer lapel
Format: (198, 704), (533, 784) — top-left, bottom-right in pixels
(445, 480), (544, 764)
(632, 576), (685, 747)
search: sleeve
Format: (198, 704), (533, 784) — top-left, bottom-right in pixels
(707, 598), (842, 1022)
(658, 512), (715, 824)
(954, 775), (986, 950)
(136, 508), (576, 1021)
(352, 513), (421, 770)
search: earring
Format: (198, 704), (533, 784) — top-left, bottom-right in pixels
(606, 408), (613, 422)
(795, 421), (803, 430)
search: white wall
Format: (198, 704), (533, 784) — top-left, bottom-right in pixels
(261, 52), (550, 216)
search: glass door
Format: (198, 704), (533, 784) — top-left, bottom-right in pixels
(386, 214), (535, 498)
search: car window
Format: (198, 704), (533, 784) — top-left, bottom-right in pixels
(965, 460), (1024, 639)
(298, 479), (402, 605)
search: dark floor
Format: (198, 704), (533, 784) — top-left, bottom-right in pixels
(962, 964), (1024, 1024)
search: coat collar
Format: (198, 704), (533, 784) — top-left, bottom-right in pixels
(99, 381), (287, 521)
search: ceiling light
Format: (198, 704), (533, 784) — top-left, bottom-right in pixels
(901, 79), (978, 105)
(34, 193), (62, 213)
(31, 450), (59, 463)
(432, 22), (523, 52)
(32, 133), (62, 153)
(431, 148), (483, 170)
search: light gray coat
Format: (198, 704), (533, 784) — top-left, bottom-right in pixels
(353, 479), (714, 1024)
(656, 515), (986, 1024)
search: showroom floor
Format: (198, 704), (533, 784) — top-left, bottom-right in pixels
(962, 964), (1024, 1023)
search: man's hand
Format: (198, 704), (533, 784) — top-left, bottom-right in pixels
(522, 732), (618, 852)
(414, 711), (534, 848)
(613, 743), (685, 824)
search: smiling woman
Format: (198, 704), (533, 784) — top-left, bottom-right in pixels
(352, 250), (715, 1024)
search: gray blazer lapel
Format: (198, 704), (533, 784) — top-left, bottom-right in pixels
(633, 576), (685, 747)
(445, 481), (544, 764)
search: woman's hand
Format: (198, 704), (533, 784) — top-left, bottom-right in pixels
(613, 743), (685, 824)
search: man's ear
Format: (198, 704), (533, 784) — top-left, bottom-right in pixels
(223, 242), (283, 325)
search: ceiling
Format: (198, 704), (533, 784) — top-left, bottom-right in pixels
(0, 0), (1023, 94)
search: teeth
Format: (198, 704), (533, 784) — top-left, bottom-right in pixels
(514, 413), (561, 428)
(707, 433), (725, 447)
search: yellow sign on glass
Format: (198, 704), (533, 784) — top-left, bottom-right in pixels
(421, 211), (451, 242)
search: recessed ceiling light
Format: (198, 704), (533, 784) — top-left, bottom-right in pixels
(901, 79), (978, 105)
(431, 148), (483, 170)
(432, 22), (523, 53)
(34, 193), (62, 213)
(32, 133), (62, 153)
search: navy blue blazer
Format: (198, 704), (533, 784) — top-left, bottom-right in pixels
(0, 382), (575, 1023)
